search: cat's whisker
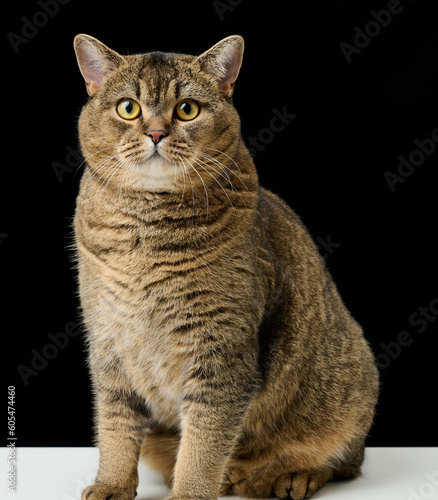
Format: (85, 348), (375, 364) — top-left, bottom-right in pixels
(205, 146), (242, 174)
(195, 151), (234, 187)
(78, 151), (116, 190)
(191, 147), (249, 197)
(72, 143), (139, 187)
(178, 154), (201, 218)
(192, 151), (248, 209)
(177, 154), (196, 217)
(80, 163), (116, 202)
(198, 150), (249, 192)
(73, 144), (118, 178)
(171, 160), (179, 196)
(124, 163), (139, 220)
(89, 156), (130, 208)
(173, 156), (188, 214)
(191, 157), (236, 214)
(81, 141), (143, 200)
(189, 148), (247, 209)
(80, 140), (142, 178)
(117, 157), (135, 209)
(177, 156), (187, 212)
(171, 159), (190, 213)
(88, 164), (122, 208)
(81, 150), (125, 197)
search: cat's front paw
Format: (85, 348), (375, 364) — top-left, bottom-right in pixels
(82, 484), (136, 500)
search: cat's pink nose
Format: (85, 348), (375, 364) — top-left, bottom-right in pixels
(146, 129), (167, 145)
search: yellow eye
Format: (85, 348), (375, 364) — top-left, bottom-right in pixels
(175, 99), (200, 121)
(116, 99), (141, 120)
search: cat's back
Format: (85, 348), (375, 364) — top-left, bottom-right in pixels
(256, 186), (326, 275)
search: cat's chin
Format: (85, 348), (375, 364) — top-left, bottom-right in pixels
(134, 156), (180, 192)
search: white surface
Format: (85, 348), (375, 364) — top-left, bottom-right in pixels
(2, 447), (438, 500)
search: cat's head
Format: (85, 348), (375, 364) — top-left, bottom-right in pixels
(74, 34), (247, 194)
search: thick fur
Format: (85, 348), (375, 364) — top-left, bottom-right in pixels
(73, 34), (379, 500)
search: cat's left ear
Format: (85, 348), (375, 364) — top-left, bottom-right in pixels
(74, 34), (125, 96)
(193, 35), (244, 99)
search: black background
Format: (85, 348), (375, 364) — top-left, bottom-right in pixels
(4, 0), (437, 448)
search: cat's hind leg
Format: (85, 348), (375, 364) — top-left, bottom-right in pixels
(272, 436), (366, 499)
(223, 434), (366, 499)
(221, 457), (281, 498)
(223, 459), (333, 500)
(273, 468), (333, 500)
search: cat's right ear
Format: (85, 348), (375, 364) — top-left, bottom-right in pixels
(73, 34), (125, 96)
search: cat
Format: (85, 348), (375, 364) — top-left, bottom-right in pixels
(73, 33), (379, 500)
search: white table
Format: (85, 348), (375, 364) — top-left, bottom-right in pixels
(2, 447), (437, 499)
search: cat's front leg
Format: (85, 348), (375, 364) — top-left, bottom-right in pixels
(82, 368), (150, 500)
(170, 361), (256, 500)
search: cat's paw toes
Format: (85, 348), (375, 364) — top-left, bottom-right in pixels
(82, 484), (136, 500)
(166, 498), (208, 500)
(273, 469), (332, 500)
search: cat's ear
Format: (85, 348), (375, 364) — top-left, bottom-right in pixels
(74, 34), (125, 96)
(193, 35), (244, 98)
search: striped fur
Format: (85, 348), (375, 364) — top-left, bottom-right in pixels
(73, 35), (379, 500)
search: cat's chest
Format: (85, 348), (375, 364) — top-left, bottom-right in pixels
(82, 232), (224, 416)
(113, 319), (192, 426)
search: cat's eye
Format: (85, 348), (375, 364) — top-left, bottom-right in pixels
(175, 99), (200, 121)
(116, 99), (141, 120)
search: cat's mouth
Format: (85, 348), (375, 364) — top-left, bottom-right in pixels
(150, 148), (163, 160)
(139, 141), (170, 163)
(137, 147), (173, 168)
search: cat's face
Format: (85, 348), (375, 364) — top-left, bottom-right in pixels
(75, 35), (244, 194)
